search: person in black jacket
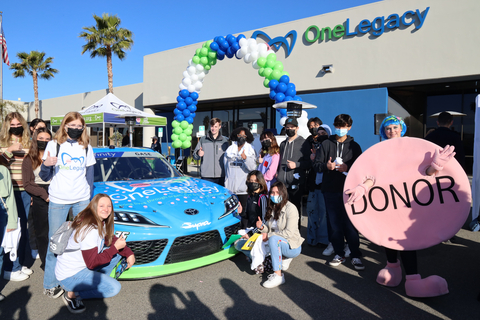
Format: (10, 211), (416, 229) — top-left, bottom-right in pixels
(313, 114), (364, 271)
(151, 136), (162, 154)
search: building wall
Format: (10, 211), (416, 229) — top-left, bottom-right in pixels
(143, 0), (480, 107)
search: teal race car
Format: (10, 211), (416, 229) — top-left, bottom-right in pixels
(92, 147), (240, 279)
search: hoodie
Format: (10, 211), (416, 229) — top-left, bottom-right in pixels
(277, 135), (311, 188)
(313, 135), (362, 193)
(193, 131), (229, 178)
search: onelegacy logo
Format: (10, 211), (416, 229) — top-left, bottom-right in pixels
(251, 30), (297, 57)
(59, 153), (85, 171)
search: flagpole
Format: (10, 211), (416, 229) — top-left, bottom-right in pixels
(0, 12), (3, 103)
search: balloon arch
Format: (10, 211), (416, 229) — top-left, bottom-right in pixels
(170, 33), (302, 149)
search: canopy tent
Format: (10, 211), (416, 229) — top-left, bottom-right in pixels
(50, 93), (167, 146)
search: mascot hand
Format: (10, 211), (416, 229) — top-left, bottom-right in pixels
(431, 145), (456, 171)
(345, 183), (369, 205)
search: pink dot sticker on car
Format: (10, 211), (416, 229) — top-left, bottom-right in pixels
(131, 183), (151, 188)
(344, 137), (471, 251)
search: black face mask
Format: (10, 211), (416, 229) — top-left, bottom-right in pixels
(309, 127), (318, 136)
(317, 135), (328, 143)
(66, 127), (84, 140)
(261, 140), (271, 149)
(247, 182), (260, 192)
(237, 137), (246, 146)
(286, 129), (296, 137)
(9, 126), (24, 136)
(37, 141), (48, 150)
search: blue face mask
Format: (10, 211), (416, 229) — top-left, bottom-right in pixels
(334, 128), (348, 137)
(270, 195), (282, 204)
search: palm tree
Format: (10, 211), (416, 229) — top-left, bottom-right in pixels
(79, 13), (134, 94)
(10, 51), (58, 119)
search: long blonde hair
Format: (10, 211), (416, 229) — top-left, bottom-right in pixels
(0, 112), (31, 148)
(55, 111), (89, 148)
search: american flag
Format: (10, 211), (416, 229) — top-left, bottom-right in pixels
(0, 26), (10, 66)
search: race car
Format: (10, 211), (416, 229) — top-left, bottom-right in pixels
(92, 147), (240, 279)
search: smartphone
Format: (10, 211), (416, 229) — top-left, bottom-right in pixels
(114, 257), (128, 279)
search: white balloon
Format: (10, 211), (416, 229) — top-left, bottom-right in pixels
(187, 66), (196, 75)
(190, 74), (198, 82)
(244, 53), (252, 64)
(258, 43), (268, 53)
(204, 68), (209, 75)
(187, 84), (196, 92)
(197, 72), (206, 80)
(259, 50), (269, 58)
(195, 64), (204, 73)
(236, 49), (245, 59)
(248, 43), (258, 53)
(252, 60), (260, 70)
(194, 82), (203, 90)
(247, 38), (257, 47)
(183, 70), (189, 79)
(239, 38), (248, 47)
(240, 46), (248, 56)
(179, 83), (187, 90)
(182, 78), (192, 86)
(250, 51), (259, 61)
(265, 50), (275, 56)
(279, 116), (287, 127)
(297, 111), (311, 139)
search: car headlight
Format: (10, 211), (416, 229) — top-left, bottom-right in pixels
(114, 211), (170, 228)
(219, 195), (239, 220)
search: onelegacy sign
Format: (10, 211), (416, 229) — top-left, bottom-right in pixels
(304, 7), (430, 43)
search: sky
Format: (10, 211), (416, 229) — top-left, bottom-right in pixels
(0, 0), (381, 103)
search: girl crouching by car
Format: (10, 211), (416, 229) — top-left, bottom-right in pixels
(55, 194), (135, 313)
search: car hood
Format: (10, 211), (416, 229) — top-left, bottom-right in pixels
(94, 177), (236, 229)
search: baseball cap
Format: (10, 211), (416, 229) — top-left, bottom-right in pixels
(284, 117), (298, 127)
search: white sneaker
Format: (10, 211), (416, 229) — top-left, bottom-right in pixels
(323, 243), (334, 256)
(282, 258), (293, 271)
(4, 270), (29, 282)
(263, 273), (285, 288)
(21, 266), (33, 275)
(344, 244), (351, 258)
(0, 293), (5, 302)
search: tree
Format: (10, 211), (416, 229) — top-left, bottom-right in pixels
(79, 13), (134, 94)
(0, 100), (28, 124)
(10, 51), (58, 119)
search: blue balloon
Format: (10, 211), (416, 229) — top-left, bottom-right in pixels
(210, 42), (219, 51)
(182, 109), (191, 117)
(285, 88), (296, 97)
(284, 96), (293, 101)
(268, 79), (279, 90)
(276, 83), (287, 93)
(176, 96), (184, 103)
(192, 100), (198, 105)
(294, 95), (302, 101)
(269, 90), (276, 100)
(190, 112), (196, 118)
(190, 92), (199, 100)
(176, 114), (185, 121)
(275, 93), (285, 102)
(226, 47), (234, 59)
(179, 89), (190, 98)
(237, 34), (246, 42)
(217, 52), (225, 60)
(186, 116), (194, 124)
(176, 102), (187, 111)
(188, 105), (197, 112)
(279, 109), (287, 117)
(227, 34), (236, 45)
(287, 83), (296, 90)
(220, 40), (229, 51)
(217, 36), (225, 43)
(279, 75), (290, 84)
(231, 42), (240, 52)
(174, 108), (181, 115)
(184, 97), (193, 106)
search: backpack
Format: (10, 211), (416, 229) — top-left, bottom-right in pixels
(49, 221), (77, 255)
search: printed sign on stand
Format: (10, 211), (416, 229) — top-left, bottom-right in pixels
(198, 126), (205, 137)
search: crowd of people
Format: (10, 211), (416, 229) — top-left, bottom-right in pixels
(193, 113), (464, 292)
(0, 111), (134, 313)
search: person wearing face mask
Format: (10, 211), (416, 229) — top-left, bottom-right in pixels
(0, 112), (33, 282)
(22, 128), (53, 270)
(39, 111), (96, 299)
(307, 117), (323, 140)
(235, 170), (268, 231)
(257, 131), (280, 191)
(277, 117), (311, 229)
(224, 127), (257, 219)
(28, 118), (47, 136)
(313, 114), (364, 270)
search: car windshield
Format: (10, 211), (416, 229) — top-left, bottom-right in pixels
(94, 156), (180, 182)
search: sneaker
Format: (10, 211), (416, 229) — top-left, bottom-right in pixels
(344, 244), (351, 258)
(263, 273), (285, 288)
(351, 258), (365, 270)
(62, 292), (86, 314)
(322, 243), (334, 256)
(0, 294), (4, 302)
(21, 266), (33, 275)
(329, 255), (346, 267)
(44, 286), (65, 299)
(282, 258), (293, 271)
(4, 270), (29, 282)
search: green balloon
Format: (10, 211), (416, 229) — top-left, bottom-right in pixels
(205, 65), (211, 70)
(263, 79), (270, 88)
(195, 48), (201, 56)
(273, 61), (284, 72)
(188, 136), (192, 141)
(182, 141), (191, 149)
(192, 55), (200, 64)
(172, 120), (180, 128)
(179, 133), (187, 141)
(206, 40), (213, 46)
(267, 53), (276, 61)
(171, 134), (179, 141)
(184, 129), (192, 136)
(200, 57), (209, 65)
(258, 68), (265, 77)
(174, 127), (183, 135)
(188, 124), (194, 130)
(180, 120), (189, 129)
(209, 58), (217, 66)
(271, 70), (282, 81)
(208, 51), (217, 59)
(172, 140), (183, 149)
(263, 68), (273, 79)
(282, 71), (289, 77)
(257, 57), (267, 68)
(266, 59), (276, 69)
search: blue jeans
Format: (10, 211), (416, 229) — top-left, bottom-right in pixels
(43, 200), (90, 290)
(323, 192), (361, 259)
(234, 239), (252, 260)
(59, 253), (122, 299)
(268, 235), (301, 272)
(306, 189), (329, 246)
